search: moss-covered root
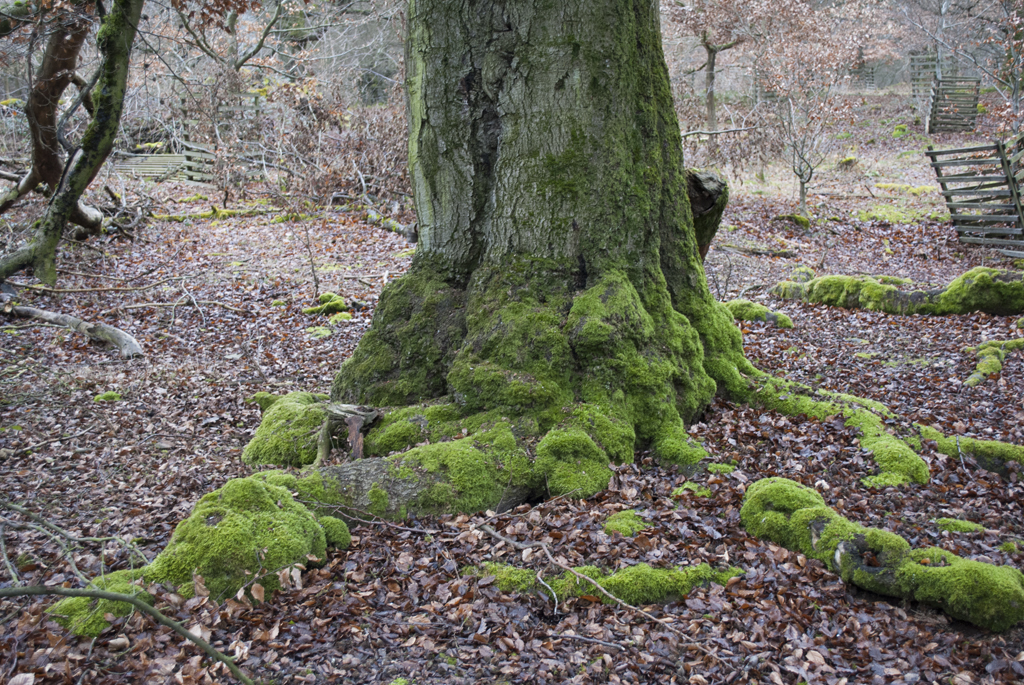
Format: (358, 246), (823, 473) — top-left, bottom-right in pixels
(724, 299), (793, 328)
(242, 391), (328, 468)
(963, 338), (1024, 387)
(49, 477), (350, 636)
(473, 561), (742, 607)
(916, 424), (1024, 478)
(772, 267), (1024, 316)
(741, 477), (1024, 631)
(753, 377), (929, 486)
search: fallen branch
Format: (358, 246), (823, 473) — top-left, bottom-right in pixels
(100, 299), (249, 316)
(2, 423), (97, 460)
(680, 126), (756, 138)
(0, 586), (254, 685)
(6, 274), (183, 294)
(2, 299), (143, 357)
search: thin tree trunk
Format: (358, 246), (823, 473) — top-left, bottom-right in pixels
(705, 43), (717, 133)
(0, 0), (146, 284)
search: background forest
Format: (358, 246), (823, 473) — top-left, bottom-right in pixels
(2, 1), (1024, 684)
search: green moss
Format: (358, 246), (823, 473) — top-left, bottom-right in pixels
(862, 471), (910, 488)
(892, 124), (908, 138)
(242, 392), (328, 468)
(603, 510), (649, 536)
(329, 312), (353, 323)
(367, 483), (390, 516)
(271, 299), (287, 306)
(93, 391), (121, 402)
(535, 427), (612, 498)
(724, 299), (794, 328)
(332, 257), (468, 406)
(1016, 317), (1024, 329)
(874, 183), (936, 197)
(672, 482), (712, 498)
(307, 326), (333, 339)
(320, 516), (351, 548)
(742, 478), (1024, 631)
(48, 568), (152, 637)
(965, 338), (1024, 386)
(706, 462), (735, 474)
(304, 293), (348, 315)
(474, 561), (741, 606)
(936, 518), (984, 533)
(247, 391), (281, 411)
(1000, 542), (1019, 553)
(774, 214), (810, 230)
(837, 156), (857, 169)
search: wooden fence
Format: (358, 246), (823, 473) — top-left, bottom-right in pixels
(926, 78), (981, 134)
(926, 132), (1024, 258)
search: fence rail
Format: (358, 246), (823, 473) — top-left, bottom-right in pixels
(927, 132), (1024, 258)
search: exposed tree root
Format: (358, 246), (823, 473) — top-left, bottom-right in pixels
(963, 339), (1024, 387)
(724, 299), (793, 328)
(773, 267), (1024, 316)
(741, 478), (1024, 631)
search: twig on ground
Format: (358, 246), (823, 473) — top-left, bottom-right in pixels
(5, 275), (184, 294)
(4, 423), (97, 459)
(101, 300), (249, 316)
(2, 301), (144, 358)
(0, 586), (254, 685)
(550, 633), (625, 651)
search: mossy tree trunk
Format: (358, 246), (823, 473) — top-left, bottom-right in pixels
(311, 0), (755, 518)
(0, 0), (144, 285)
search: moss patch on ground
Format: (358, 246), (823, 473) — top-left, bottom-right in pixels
(672, 482), (712, 498)
(472, 561), (742, 607)
(742, 477), (1024, 631)
(304, 292), (349, 315)
(50, 476), (349, 636)
(242, 392), (328, 468)
(603, 510), (650, 536)
(706, 462), (735, 474)
(724, 299), (793, 328)
(936, 518), (984, 533)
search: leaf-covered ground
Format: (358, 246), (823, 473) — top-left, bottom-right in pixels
(2, 94), (1024, 684)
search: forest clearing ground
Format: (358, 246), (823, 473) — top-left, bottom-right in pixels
(3, 94), (1024, 683)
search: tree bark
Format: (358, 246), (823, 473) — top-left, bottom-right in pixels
(0, 0), (145, 284)
(0, 14), (102, 233)
(313, 0), (754, 516)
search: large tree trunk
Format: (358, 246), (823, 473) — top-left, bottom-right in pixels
(0, 0), (144, 284)
(305, 0), (754, 517)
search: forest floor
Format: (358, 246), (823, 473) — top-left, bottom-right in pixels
(2, 92), (1024, 685)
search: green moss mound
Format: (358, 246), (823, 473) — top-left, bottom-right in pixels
(48, 569), (151, 637)
(773, 268), (1024, 317)
(241, 391), (328, 468)
(321, 515), (351, 548)
(304, 292), (348, 315)
(474, 561), (742, 606)
(93, 391), (121, 402)
(51, 476), (349, 636)
(742, 477), (1024, 631)
(706, 462), (735, 474)
(145, 477), (327, 600)
(917, 424), (1024, 477)
(603, 510), (649, 536)
(724, 299), (794, 328)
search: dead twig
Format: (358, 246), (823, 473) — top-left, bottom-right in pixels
(5, 275), (184, 294)
(478, 523), (697, 645)
(0, 586), (254, 685)
(550, 633), (625, 651)
(4, 423), (97, 460)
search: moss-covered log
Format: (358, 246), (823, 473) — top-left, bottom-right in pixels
(741, 478), (1024, 631)
(963, 338), (1024, 387)
(772, 267), (1024, 316)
